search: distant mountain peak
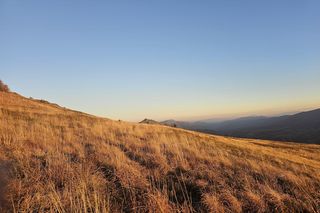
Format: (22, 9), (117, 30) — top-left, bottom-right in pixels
(139, 119), (159, 125)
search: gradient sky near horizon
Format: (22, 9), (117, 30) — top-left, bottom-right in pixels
(1, 0), (320, 121)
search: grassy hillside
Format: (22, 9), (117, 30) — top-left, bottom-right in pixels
(0, 92), (319, 212)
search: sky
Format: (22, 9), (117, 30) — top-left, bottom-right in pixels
(1, 0), (320, 121)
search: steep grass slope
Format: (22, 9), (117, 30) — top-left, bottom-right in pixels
(0, 91), (319, 212)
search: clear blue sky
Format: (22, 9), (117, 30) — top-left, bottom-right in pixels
(1, 0), (320, 121)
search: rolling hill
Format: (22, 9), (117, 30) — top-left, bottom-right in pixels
(162, 110), (320, 144)
(0, 91), (320, 212)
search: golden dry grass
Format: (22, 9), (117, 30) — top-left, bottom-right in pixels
(0, 91), (319, 212)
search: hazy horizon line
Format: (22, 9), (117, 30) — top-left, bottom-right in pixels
(6, 87), (320, 124)
(141, 105), (320, 123)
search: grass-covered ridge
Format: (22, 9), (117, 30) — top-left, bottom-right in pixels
(0, 92), (319, 212)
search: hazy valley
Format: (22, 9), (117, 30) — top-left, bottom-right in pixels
(155, 109), (320, 145)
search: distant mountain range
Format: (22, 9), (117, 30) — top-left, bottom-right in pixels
(143, 108), (320, 144)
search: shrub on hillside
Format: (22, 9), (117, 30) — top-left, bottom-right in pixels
(0, 80), (10, 92)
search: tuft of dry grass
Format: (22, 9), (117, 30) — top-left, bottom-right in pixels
(0, 91), (319, 212)
(0, 81), (9, 93)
